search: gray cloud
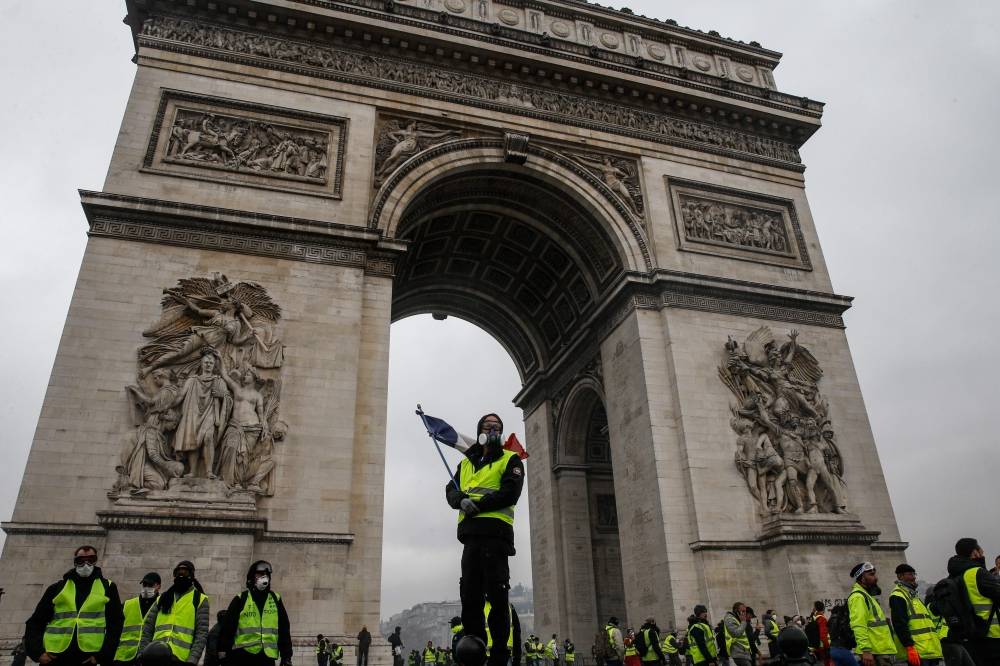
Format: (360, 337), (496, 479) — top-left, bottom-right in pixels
(1, 1), (997, 620)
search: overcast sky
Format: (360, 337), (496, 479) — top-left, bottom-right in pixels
(1, 1), (998, 621)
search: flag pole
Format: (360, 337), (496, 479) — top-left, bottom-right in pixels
(416, 405), (462, 491)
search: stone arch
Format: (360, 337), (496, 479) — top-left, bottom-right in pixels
(371, 138), (652, 273)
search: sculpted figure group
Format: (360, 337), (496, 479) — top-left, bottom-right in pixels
(681, 197), (789, 253)
(719, 327), (848, 516)
(113, 274), (288, 498)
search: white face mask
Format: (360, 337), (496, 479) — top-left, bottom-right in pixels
(140, 587), (157, 599)
(255, 575), (270, 591)
(75, 564), (95, 578)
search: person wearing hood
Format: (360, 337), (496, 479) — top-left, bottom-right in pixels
(137, 560), (209, 665)
(847, 562), (895, 666)
(637, 618), (664, 666)
(685, 606), (717, 666)
(24, 545), (124, 666)
(218, 560), (292, 666)
(889, 564), (942, 666)
(948, 537), (1000, 666)
(114, 572), (161, 666)
(445, 413), (525, 666)
(722, 604), (752, 666)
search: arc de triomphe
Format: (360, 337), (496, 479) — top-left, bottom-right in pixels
(0, 0), (905, 648)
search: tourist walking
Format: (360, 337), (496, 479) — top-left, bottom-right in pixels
(24, 545), (124, 666)
(114, 572), (161, 666)
(847, 562), (896, 666)
(138, 560), (208, 665)
(949, 538), (1000, 666)
(217, 560), (292, 666)
(445, 413), (525, 666)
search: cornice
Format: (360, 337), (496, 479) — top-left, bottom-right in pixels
(136, 14), (807, 170)
(80, 191), (406, 276)
(1, 522), (107, 537)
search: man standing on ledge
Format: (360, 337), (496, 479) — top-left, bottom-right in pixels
(445, 413), (525, 666)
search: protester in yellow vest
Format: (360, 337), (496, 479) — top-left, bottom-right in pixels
(24, 545), (124, 666)
(218, 560), (292, 666)
(483, 601), (521, 665)
(660, 632), (680, 666)
(722, 604), (752, 666)
(330, 642), (344, 666)
(114, 572), (161, 665)
(444, 413), (525, 666)
(847, 562), (896, 666)
(685, 606), (718, 666)
(423, 641), (437, 665)
(948, 537), (1000, 666)
(638, 618), (665, 666)
(137, 560), (208, 664)
(562, 639), (575, 666)
(889, 564), (943, 666)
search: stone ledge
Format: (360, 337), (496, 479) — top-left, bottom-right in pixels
(259, 530), (355, 544)
(870, 541), (909, 551)
(1, 522), (107, 537)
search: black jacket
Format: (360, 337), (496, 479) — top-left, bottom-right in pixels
(889, 584), (920, 648)
(445, 443), (524, 548)
(948, 555), (1000, 603)
(218, 589), (293, 663)
(24, 568), (124, 666)
(686, 618), (712, 665)
(638, 623), (664, 663)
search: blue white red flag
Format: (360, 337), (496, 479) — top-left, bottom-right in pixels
(416, 408), (477, 453)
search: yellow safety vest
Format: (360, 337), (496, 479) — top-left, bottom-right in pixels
(723, 615), (750, 655)
(605, 626), (618, 653)
(484, 601), (514, 653)
(640, 629), (659, 661)
(624, 642), (638, 658)
(115, 596), (154, 662)
(848, 583), (895, 656)
(152, 588), (207, 661)
(43, 578), (110, 655)
(686, 622), (717, 663)
(963, 567), (1000, 639)
(661, 635), (678, 655)
(546, 639), (556, 658)
(233, 591), (281, 657)
(764, 617), (779, 641)
(565, 646), (575, 662)
(331, 645), (344, 663)
(423, 647), (437, 663)
(890, 584), (942, 660)
(458, 451), (517, 526)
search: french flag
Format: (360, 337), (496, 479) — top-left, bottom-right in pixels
(416, 407), (529, 460)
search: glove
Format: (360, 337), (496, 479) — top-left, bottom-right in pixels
(460, 498), (480, 516)
(906, 646), (920, 666)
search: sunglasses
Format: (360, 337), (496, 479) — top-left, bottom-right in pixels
(74, 555), (98, 565)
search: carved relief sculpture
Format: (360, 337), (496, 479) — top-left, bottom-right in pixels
(374, 119), (462, 187)
(570, 152), (645, 218)
(679, 195), (789, 253)
(718, 327), (848, 516)
(167, 109), (330, 181)
(113, 274), (288, 498)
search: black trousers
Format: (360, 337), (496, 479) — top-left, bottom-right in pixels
(459, 537), (511, 666)
(965, 638), (1000, 666)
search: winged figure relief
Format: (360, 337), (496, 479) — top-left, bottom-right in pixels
(719, 327), (848, 516)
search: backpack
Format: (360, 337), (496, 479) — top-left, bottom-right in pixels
(930, 575), (996, 640)
(827, 604), (855, 650)
(803, 616), (821, 650)
(714, 621), (728, 658)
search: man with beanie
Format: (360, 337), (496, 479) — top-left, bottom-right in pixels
(605, 618), (624, 666)
(890, 564), (942, 666)
(685, 606), (716, 666)
(218, 561), (292, 666)
(138, 560), (209, 665)
(637, 618), (664, 666)
(24, 545), (124, 666)
(445, 413), (525, 666)
(114, 572), (161, 666)
(847, 562), (895, 666)
(948, 538), (1000, 665)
